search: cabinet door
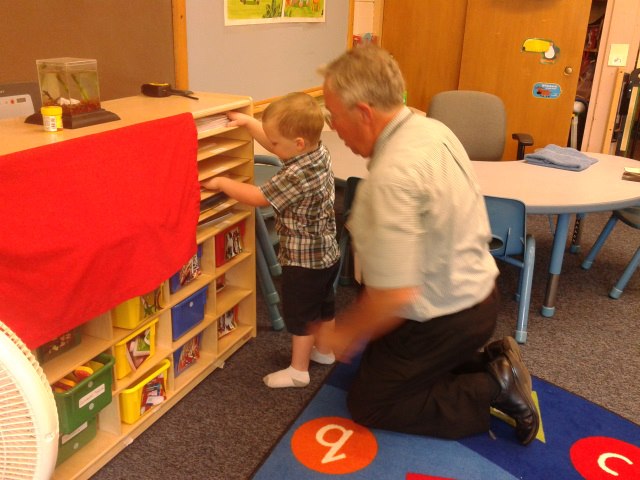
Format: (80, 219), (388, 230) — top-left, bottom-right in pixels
(459, 0), (592, 159)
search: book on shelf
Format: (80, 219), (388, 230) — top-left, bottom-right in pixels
(225, 226), (243, 260)
(197, 210), (235, 228)
(125, 328), (152, 371)
(175, 334), (201, 375)
(200, 192), (229, 213)
(140, 372), (166, 414)
(195, 114), (229, 132)
(217, 306), (238, 338)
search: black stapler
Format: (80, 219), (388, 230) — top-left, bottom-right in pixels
(141, 83), (198, 100)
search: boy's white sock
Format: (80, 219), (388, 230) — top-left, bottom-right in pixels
(310, 346), (335, 365)
(263, 366), (310, 388)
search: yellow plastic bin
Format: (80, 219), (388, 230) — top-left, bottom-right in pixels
(53, 353), (114, 434)
(112, 286), (163, 329)
(119, 358), (171, 425)
(114, 318), (158, 380)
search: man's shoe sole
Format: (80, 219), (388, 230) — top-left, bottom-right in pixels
(504, 351), (539, 445)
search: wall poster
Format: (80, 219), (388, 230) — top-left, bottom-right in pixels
(225, 0), (325, 26)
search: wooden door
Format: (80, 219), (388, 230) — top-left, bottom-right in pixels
(459, 0), (592, 159)
(381, 0), (468, 112)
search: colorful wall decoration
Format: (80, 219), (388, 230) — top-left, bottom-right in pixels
(225, 0), (325, 26)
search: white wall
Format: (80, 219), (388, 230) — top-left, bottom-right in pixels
(186, 1), (350, 101)
(353, 0), (374, 34)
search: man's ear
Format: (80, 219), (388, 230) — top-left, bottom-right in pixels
(355, 102), (374, 125)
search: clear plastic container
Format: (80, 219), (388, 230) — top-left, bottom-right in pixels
(36, 57), (102, 117)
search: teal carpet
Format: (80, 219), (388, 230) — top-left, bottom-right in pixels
(252, 360), (640, 479)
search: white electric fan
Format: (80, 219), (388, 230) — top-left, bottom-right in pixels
(0, 320), (58, 479)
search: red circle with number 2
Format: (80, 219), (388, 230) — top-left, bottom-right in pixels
(291, 416), (378, 474)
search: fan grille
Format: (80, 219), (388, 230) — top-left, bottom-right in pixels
(1, 362), (40, 478)
(0, 321), (58, 480)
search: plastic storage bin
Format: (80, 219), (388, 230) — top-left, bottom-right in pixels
(53, 353), (114, 434)
(169, 244), (203, 293)
(36, 58), (102, 116)
(56, 416), (98, 466)
(112, 286), (163, 329)
(114, 318), (158, 380)
(173, 333), (202, 377)
(171, 287), (207, 341)
(120, 358), (171, 424)
(215, 220), (245, 266)
(33, 57), (120, 129)
(36, 327), (81, 363)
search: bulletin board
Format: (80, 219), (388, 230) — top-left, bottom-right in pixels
(185, 1), (351, 101)
(0, 0), (350, 104)
(0, 0), (176, 101)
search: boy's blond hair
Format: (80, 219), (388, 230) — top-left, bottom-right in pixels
(262, 92), (325, 147)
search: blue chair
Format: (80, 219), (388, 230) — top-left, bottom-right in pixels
(581, 206), (640, 299)
(337, 176), (362, 286)
(484, 196), (536, 343)
(254, 155), (285, 331)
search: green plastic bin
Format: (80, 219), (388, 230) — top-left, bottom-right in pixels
(56, 415), (98, 465)
(54, 353), (114, 434)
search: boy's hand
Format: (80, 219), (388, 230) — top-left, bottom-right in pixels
(200, 177), (221, 191)
(226, 111), (252, 128)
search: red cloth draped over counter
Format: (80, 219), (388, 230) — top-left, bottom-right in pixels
(0, 113), (200, 348)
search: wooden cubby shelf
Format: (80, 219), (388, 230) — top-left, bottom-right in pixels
(20, 92), (258, 480)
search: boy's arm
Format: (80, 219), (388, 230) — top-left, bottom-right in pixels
(201, 176), (270, 208)
(227, 111), (275, 153)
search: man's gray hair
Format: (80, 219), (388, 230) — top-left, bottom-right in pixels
(319, 45), (406, 111)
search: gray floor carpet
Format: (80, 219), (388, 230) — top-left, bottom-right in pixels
(91, 206), (639, 480)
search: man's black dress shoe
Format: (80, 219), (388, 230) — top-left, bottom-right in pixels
(485, 336), (522, 361)
(487, 349), (540, 445)
(484, 336), (532, 389)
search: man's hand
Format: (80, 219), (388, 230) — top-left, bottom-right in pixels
(312, 285), (416, 363)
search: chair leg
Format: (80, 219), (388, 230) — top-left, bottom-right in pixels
(581, 214), (618, 270)
(609, 246), (640, 299)
(338, 229), (355, 286)
(256, 213), (281, 276)
(515, 236), (535, 344)
(256, 244), (285, 331)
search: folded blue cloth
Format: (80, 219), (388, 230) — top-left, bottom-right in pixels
(524, 144), (598, 171)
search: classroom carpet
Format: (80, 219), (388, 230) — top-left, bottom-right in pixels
(252, 358), (640, 480)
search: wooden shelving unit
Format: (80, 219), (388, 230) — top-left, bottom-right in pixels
(1, 92), (256, 480)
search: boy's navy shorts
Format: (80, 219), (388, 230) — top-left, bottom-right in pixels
(281, 261), (340, 335)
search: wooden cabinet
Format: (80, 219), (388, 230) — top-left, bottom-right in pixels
(3, 93), (256, 480)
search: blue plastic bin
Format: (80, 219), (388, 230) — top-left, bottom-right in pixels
(171, 287), (207, 340)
